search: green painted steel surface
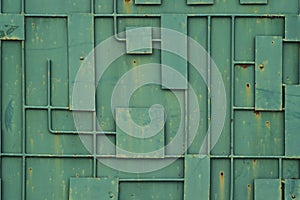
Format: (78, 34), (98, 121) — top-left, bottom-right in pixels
(0, 0), (300, 200)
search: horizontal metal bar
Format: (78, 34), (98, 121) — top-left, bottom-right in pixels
(2, 153), (299, 159)
(233, 61), (255, 65)
(233, 106), (255, 110)
(119, 178), (184, 182)
(24, 14), (68, 17)
(24, 105), (69, 110)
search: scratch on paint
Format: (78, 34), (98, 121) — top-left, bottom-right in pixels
(5, 99), (14, 132)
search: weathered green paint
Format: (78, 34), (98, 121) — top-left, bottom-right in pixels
(68, 13), (95, 111)
(255, 36), (282, 111)
(126, 27), (152, 54)
(285, 85), (300, 156)
(0, 0), (299, 199)
(234, 111), (284, 156)
(116, 107), (164, 158)
(254, 179), (281, 200)
(284, 179), (300, 200)
(285, 15), (300, 42)
(234, 65), (254, 107)
(161, 14), (187, 89)
(0, 14), (24, 40)
(69, 177), (118, 200)
(184, 155), (210, 200)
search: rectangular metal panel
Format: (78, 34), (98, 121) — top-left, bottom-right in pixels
(68, 14), (95, 111)
(126, 27), (152, 54)
(254, 179), (281, 200)
(184, 155), (210, 200)
(161, 14), (187, 89)
(69, 177), (118, 200)
(135, 0), (161, 4)
(116, 107), (165, 158)
(0, 14), (24, 40)
(285, 15), (300, 41)
(187, 0), (214, 5)
(285, 85), (300, 156)
(284, 179), (300, 200)
(255, 36), (282, 111)
(240, 0), (267, 4)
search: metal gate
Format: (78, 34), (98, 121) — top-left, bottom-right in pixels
(1, 0), (300, 199)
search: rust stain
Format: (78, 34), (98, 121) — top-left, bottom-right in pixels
(247, 184), (251, 200)
(29, 167), (33, 177)
(220, 171), (225, 200)
(254, 111), (261, 118)
(265, 121), (271, 128)
(240, 64), (251, 69)
(124, 0), (132, 13)
(253, 159), (257, 178)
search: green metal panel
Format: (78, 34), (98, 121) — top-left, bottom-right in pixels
(255, 36), (282, 111)
(284, 179), (300, 200)
(184, 155), (210, 200)
(126, 27), (152, 54)
(1, 0), (300, 200)
(161, 14), (187, 89)
(240, 0), (267, 5)
(116, 107), (164, 158)
(0, 14), (24, 40)
(135, 0), (161, 5)
(254, 179), (281, 200)
(68, 13), (95, 111)
(69, 177), (118, 200)
(187, 0), (214, 5)
(285, 85), (300, 156)
(285, 15), (300, 42)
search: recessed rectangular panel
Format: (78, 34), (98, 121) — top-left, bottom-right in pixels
(116, 107), (164, 158)
(161, 14), (187, 89)
(255, 36), (282, 111)
(284, 179), (300, 200)
(184, 155), (210, 200)
(187, 0), (214, 4)
(69, 177), (118, 200)
(68, 14), (95, 111)
(0, 14), (24, 40)
(126, 27), (152, 54)
(285, 15), (300, 41)
(285, 85), (300, 156)
(135, 0), (161, 4)
(234, 65), (254, 107)
(234, 111), (284, 156)
(254, 179), (281, 200)
(240, 0), (267, 4)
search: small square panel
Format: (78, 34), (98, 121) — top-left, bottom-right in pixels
(254, 179), (281, 200)
(126, 27), (152, 54)
(240, 0), (267, 4)
(187, 0), (214, 5)
(116, 107), (164, 158)
(285, 15), (300, 41)
(69, 177), (118, 200)
(0, 14), (24, 40)
(135, 0), (161, 4)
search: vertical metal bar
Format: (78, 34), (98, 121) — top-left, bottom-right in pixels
(47, 59), (52, 134)
(0, 40), (2, 180)
(207, 16), (211, 155)
(279, 158), (282, 179)
(21, 40), (26, 200)
(93, 112), (97, 177)
(230, 16), (235, 200)
(0, 0), (2, 14)
(21, 0), (25, 13)
(91, 0), (94, 14)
